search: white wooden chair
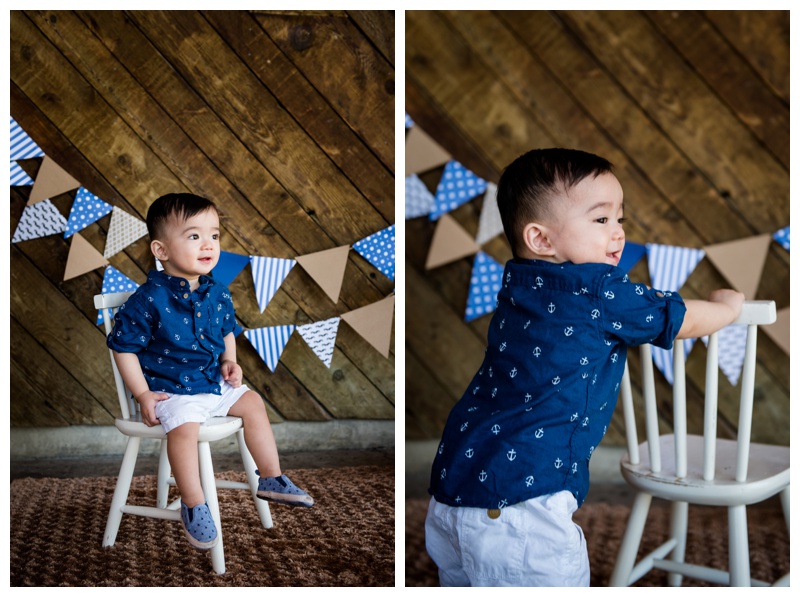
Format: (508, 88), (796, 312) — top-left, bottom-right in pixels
(95, 291), (273, 574)
(610, 300), (789, 587)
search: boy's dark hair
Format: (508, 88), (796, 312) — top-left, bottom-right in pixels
(146, 193), (218, 240)
(496, 148), (613, 257)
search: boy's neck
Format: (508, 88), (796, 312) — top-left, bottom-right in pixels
(160, 267), (201, 292)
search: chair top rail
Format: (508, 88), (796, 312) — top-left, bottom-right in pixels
(733, 301), (776, 326)
(94, 291), (134, 310)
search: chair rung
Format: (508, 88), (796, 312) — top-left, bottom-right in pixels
(216, 480), (251, 490)
(629, 538), (677, 584)
(121, 504), (182, 521)
(654, 558), (770, 587)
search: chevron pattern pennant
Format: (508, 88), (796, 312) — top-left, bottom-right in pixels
(405, 173), (434, 219)
(430, 160), (488, 221)
(11, 199), (67, 242)
(250, 256), (296, 313)
(702, 324), (749, 386)
(405, 113), (414, 128)
(64, 187), (113, 238)
(10, 161), (35, 186)
(773, 226), (790, 251)
(651, 338), (697, 386)
(646, 243), (705, 292)
(104, 207), (149, 258)
(475, 182), (503, 244)
(244, 325), (296, 372)
(353, 224), (395, 281)
(465, 251), (504, 322)
(96, 265), (139, 325)
(297, 317), (341, 368)
(10, 116), (45, 161)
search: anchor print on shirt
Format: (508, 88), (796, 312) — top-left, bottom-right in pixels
(548, 302), (556, 314)
(591, 309), (600, 320)
(534, 428), (544, 439)
(554, 458), (564, 469)
(635, 285), (644, 295)
(564, 326), (574, 336)
(507, 449), (517, 461)
(524, 320), (531, 329)
(479, 470), (488, 482)
(440, 468), (446, 480)
(509, 367), (518, 379)
(533, 346), (542, 358)
(465, 448), (474, 458)
(525, 475), (535, 487)
(491, 424), (501, 435)
(604, 290), (615, 299)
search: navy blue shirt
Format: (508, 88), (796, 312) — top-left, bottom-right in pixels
(107, 270), (240, 396)
(429, 259), (686, 509)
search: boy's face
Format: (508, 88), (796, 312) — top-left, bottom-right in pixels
(151, 208), (221, 285)
(524, 172), (625, 266)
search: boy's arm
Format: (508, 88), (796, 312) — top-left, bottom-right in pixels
(676, 289), (745, 339)
(220, 332), (243, 387)
(112, 351), (168, 426)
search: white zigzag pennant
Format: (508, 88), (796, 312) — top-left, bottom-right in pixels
(296, 317), (341, 368)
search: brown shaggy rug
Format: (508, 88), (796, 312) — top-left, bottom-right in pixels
(10, 466), (394, 586)
(406, 496), (789, 587)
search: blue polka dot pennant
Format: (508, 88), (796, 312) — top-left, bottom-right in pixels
(465, 251), (504, 322)
(64, 187), (113, 238)
(96, 265), (139, 325)
(353, 224), (395, 281)
(429, 160), (488, 221)
(244, 325), (296, 372)
(773, 226), (789, 251)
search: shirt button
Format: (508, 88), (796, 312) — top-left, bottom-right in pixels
(197, 312), (201, 317)
(200, 334), (205, 340)
(183, 293), (189, 299)
(180, 281), (186, 287)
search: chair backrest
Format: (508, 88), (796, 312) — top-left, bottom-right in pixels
(94, 292), (136, 420)
(620, 300), (777, 483)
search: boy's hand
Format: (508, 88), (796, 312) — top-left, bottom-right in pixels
(221, 359), (243, 388)
(708, 289), (745, 320)
(134, 390), (169, 427)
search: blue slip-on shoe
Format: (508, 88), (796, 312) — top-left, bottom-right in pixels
(255, 471), (314, 507)
(180, 501), (219, 550)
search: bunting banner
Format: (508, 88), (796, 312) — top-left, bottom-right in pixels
(429, 160), (488, 221)
(27, 155), (81, 206)
(11, 199), (67, 242)
(405, 113), (414, 128)
(404, 125), (451, 177)
(646, 243), (705, 292)
(762, 307), (789, 355)
(64, 187), (113, 239)
(244, 325), (296, 372)
(296, 245), (351, 304)
(104, 207), (148, 258)
(465, 251), (504, 322)
(96, 265), (139, 325)
(702, 324), (748, 386)
(340, 294), (395, 358)
(773, 226), (790, 251)
(211, 250), (250, 288)
(10, 161), (35, 187)
(651, 338), (697, 386)
(353, 224), (395, 281)
(250, 256), (296, 313)
(405, 173), (435, 219)
(296, 317), (341, 368)
(425, 213), (480, 270)
(475, 182), (503, 245)
(10, 116), (45, 161)
(618, 241), (647, 274)
(64, 232), (109, 281)
(704, 234), (771, 299)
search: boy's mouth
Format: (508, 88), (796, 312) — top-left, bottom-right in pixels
(606, 251), (622, 264)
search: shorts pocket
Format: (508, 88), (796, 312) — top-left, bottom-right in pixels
(460, 507), (526, 582)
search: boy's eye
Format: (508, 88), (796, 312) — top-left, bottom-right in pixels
(618, 217), (627, 225)
(212, 234), (220, 240)
(189, 234), (199, 240)
(596, 217), (608, 224)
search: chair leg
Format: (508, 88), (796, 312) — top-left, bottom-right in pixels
(198, 441), (226, 575)
(779, 485), (789, 532)
(236, 428), (274, 529)
(610, 492), (653, 586)
(728, 504), (751, 586)
(667, 501), (688, 587)
(156, 439), (171, 509)
(103, 436), (140, 547)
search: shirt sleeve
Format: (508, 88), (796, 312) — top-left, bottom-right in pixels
(220, 290), (238, 337)
(598, 269), (686, 349)
(106, 292), (153, 354)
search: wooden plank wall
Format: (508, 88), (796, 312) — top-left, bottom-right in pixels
(10, 10), (395, 429)
(405, 10), (789, 447)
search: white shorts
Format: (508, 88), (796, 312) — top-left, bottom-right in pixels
(153, 378), (250, 434)
(424, 491), (590, 587)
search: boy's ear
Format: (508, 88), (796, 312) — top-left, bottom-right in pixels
(521, 222), (555, 257)
(150, 239), (168, 261)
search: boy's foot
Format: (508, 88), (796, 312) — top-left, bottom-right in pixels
(180, 501), (219, 550)
(255, 471), (314, 507)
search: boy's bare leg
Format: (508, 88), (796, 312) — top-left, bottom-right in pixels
(167, 422), (205, 507)
(227, 390), (281, 477)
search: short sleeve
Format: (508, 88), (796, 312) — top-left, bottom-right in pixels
(598, 270), (686, 349)
(220, 290), (238, 337)
(106, 292), (153, 354)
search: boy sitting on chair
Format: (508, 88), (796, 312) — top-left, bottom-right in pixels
(107, 193), (313, 551)
(424, 148), (744, 586)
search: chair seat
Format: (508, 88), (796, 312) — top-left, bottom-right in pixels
(115, 415), (244, 442)
(621, 434), (790, 507)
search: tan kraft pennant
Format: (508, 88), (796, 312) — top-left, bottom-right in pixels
(762, 307), (789, 355)
(704, 234), (772, 299)
(64, 232), (109, 281)
(405, 125), (451, 177)
(425, 213), (480, 270)
(341, 294), (395, 358)
(295, 245), (351, 304)
(28, 155), (81, 206)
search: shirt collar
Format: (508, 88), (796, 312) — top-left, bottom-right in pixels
(147, 269), (215, 293)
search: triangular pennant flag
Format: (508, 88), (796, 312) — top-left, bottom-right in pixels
(704, 234), (771, 299)
(28, 155), (81, 206)
(651, 338), (697, 386)
(155, 257), (164, 271)
(64, 233), (109, 281)
(762, 307), (789, 355)
(64, 187), (113, 239)
(425, 213), (481, 270)
(341, 295), (395, 358)
(465, 251), (505, 322)
(475, 182), (503, 245)
(405, 125), (451, 177)
(618, 241), (647, 274)
(96, 265), (139, 325)
(405, 113), (414, 129)
(297, 317), (341, 368)
(11, 199), (67, 242)
(244, 325), (296, 372)
(405, 173), (435, 219)
(10, 161), (35, 186)
(250, 256), (296, 313)
(211, 250), (251, 288)
(702, 324), (749, 386)
(296, 245), (351, 304)
(646, 243), (705, 292)
(353, 224), (395, 281)
(430, 160), (488, 221)
(104, 207), (149, 258)
(773, 226), (790, 251)
(10, 116), (45, 160)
